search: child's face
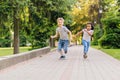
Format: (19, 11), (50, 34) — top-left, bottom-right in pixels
(86, 24), (92, 30)
(57, 20), (64, 27)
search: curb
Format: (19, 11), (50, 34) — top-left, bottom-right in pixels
(0, 47), (50, 70)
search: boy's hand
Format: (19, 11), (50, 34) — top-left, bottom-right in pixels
(70, 37), (72, 41)
(69, 37), (73, 45)
(72, 35), (77, 39)
(50, 36), (54, 38)
(74, 35), (77, 38)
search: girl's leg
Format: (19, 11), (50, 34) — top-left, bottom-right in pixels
(82, 40), (88, 59)
(86, 41), (90, 53)
(82, 40), (88, 54)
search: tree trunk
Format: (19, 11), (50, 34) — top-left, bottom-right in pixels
(13, 9), (19, 54)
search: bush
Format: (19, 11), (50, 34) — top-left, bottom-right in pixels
(98, 17), (120, 48)
(20, 34), (27, 47)
(0, 38), (11, 47)
(99, 33), (120, 48)
(91, 25), (102, 45)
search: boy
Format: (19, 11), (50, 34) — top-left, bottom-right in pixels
(76, 23), (94, 59)
(51, 17), (72, 59)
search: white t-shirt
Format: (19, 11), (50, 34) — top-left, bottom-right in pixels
(82, 29), (94, 42)
(56, 26), (70, 40)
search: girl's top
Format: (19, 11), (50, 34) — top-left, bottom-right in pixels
(82, 29), (94, 42)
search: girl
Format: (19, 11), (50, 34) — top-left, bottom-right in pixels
(76, 23), (94, 59)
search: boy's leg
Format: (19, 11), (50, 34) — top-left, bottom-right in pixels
(63, 40), (69, 54)
(58, 40), (64, 57)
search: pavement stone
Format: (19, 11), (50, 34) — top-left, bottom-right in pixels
(0, 45), (120, 80)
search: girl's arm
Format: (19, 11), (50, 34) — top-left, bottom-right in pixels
(84, 29), (93, 36)
(76, 30), (83, 36)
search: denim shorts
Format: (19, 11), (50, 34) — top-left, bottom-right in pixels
(58, 39), (69, 52)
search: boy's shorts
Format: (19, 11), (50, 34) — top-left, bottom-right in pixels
(58, 39), (69, 52)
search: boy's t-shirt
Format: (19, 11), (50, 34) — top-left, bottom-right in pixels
(82, 29), (94, 42)
(56, 26), (70, 40)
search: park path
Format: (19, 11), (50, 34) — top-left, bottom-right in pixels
(0, 45), (120, 80)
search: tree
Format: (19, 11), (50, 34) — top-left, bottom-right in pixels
(0, 0), (13, 47)
(0, 0), (77, 53)
(0, 0), (30, 54)
(70, 0), (99, 34)
(98, 0), (120, 48)
(23, 0), (77, 49)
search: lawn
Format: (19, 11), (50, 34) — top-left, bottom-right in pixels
(0, 47), (31, 56)
(92, 46), (120, 60)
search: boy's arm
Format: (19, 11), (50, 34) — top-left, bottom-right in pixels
(64, 27), (72, 41)
(51, 31), (59, 38)
(68, 30), (72, 41)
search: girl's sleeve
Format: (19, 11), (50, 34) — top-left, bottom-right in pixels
(91, 30), (94, 35)
(82, 29), (85, 32)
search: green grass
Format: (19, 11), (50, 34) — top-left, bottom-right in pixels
(92, 46), (120, 60)
(0, 47), (31, 56)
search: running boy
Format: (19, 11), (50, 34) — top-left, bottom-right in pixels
(76, 23), (94, 59)
(51, 17), (72, 59)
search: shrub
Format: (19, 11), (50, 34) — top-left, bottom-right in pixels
(91, 25), (102, 45)
(98, 17), (120, 48)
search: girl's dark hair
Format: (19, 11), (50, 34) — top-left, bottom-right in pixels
(86, 22), (94, 30)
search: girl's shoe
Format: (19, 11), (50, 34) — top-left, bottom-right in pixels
(83, 54), (87, 59)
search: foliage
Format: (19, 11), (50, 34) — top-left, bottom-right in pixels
(98, 0), (120, 49)
(0, 38), (11, 47)
(70, 0), (99, 33)
(91, 25), (102, 45)
(1, 0), (120, 51)
(24, 0), (76, 49)
(0, 0), (77, 50)
(98, 17), (120, 48)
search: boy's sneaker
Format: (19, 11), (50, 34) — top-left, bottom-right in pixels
(62, 56), (66, 58)
(60, 56), (63, 59)
(60, 56), (66, 59)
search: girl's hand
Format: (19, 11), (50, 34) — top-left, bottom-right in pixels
(84, 29), (87, 32)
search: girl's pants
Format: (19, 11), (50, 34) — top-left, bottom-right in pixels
(82, 40), (90, 54)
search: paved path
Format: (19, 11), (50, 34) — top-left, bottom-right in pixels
(0, 46), (120, 80)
